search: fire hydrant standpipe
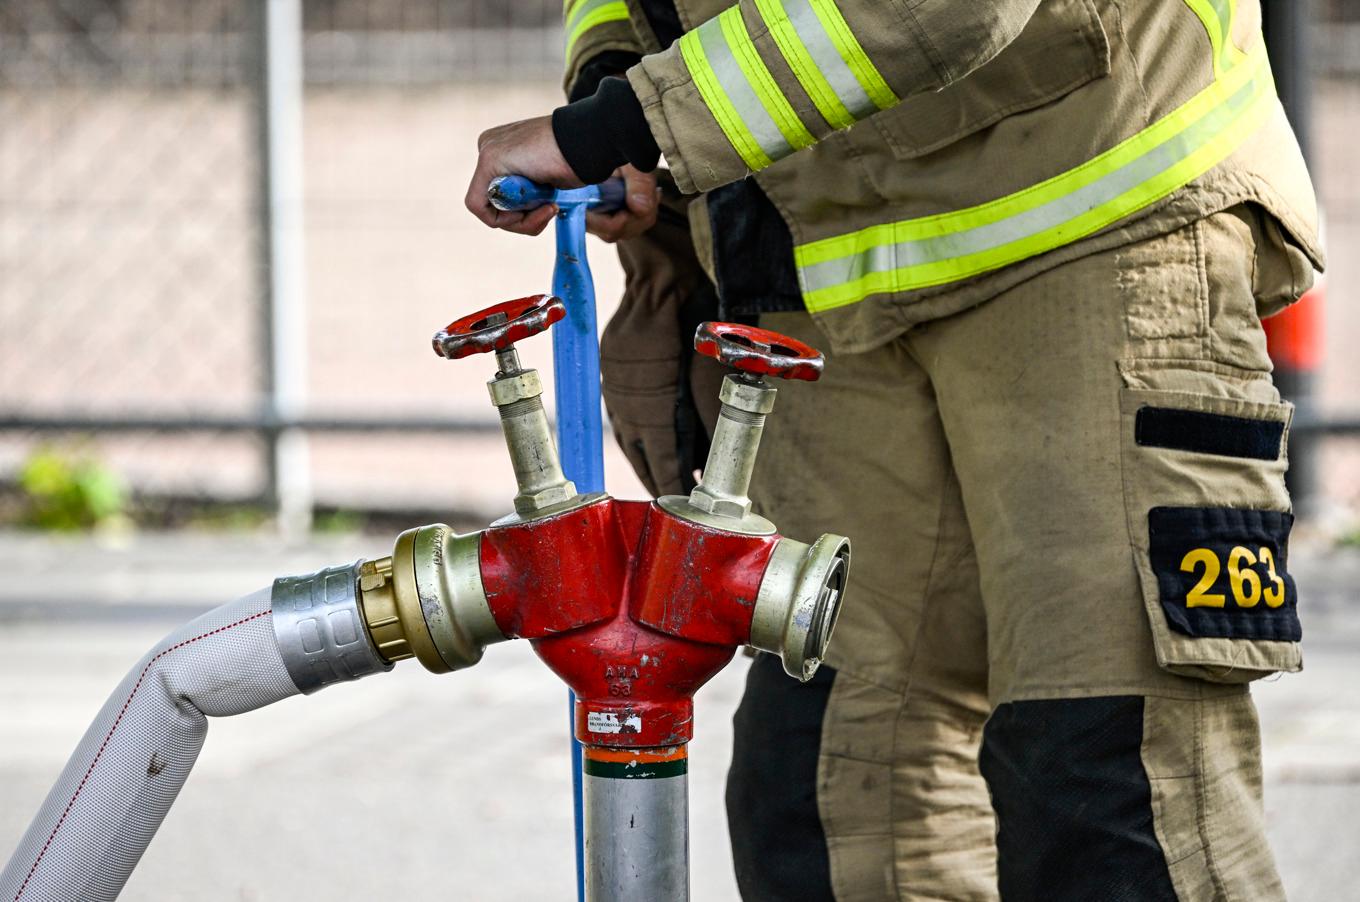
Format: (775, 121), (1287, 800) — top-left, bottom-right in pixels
(489, 174), (621, 900)
(430, 276), (850, 899)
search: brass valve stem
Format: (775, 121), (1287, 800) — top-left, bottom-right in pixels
(689, 374), (777, 519)
(488, 346), (578, 516)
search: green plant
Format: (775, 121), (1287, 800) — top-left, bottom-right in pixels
(314, 509), (363, 534)
(18, 447), (128, 531)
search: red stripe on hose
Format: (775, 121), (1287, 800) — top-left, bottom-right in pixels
(12, 609), (272, 901)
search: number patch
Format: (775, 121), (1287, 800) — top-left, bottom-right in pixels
(1148, 507), (1300, 642)
(1179, 545), (1286, 609)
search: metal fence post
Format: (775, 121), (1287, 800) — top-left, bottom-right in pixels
(254, 0), (312, 534)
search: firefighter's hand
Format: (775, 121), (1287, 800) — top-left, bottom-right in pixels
(586, 167), (660, 244)
(465, 115), (581, 236)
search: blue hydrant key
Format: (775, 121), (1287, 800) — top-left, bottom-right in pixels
(488, 174), (626, 213)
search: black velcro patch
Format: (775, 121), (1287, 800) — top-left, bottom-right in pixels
(1136, 406), (1284, 460)
(1148, 507), (1300, 641)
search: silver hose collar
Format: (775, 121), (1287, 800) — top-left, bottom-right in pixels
(272, 561), (393, 693)
(750, 534), (852, 681)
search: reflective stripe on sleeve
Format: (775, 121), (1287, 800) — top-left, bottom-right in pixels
(719, 8), (817, 154)
(804, 0), (897, 110)
(565, 0), (632, 59)
(679, 7), (815, 171)
(752, 0), (894, 129)
(795, 43), (1276, 312)
(676, 0), (894, 170)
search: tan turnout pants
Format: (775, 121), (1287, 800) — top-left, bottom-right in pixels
(727, 205), (1312, 901)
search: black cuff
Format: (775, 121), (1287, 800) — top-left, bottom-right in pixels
(552, 76), (661, 185)
(568, 50), (642, 102)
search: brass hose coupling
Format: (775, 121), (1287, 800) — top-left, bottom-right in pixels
(356, 524), (503, 673)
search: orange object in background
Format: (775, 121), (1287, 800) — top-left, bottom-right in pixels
(1263, 268), (1324, 512)
(1264, 277), (1326, 372)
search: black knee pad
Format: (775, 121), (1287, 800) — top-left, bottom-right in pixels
(726, 653), (836, 902)
(980, 696), (1179, 902)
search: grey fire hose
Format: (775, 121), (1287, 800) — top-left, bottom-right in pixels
(0, 562), (388, 902)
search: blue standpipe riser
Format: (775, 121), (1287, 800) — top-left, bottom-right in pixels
(551, 204), (606, 495)
(550, 202), (604, 902)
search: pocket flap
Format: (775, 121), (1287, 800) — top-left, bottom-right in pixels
(871, 0), (1110, 159)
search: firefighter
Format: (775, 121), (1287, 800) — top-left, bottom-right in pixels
(465, 1), (1321, 898)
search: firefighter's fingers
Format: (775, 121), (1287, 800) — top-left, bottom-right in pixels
(464, 115), (580, 231)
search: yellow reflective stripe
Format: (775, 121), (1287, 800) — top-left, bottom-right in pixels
(680, 25), (773, 171)
(799, 44), (1265, 264)
(797, 46), (1275, 311)
(806, 0), (897, 110)
(720, 7), (816, 152)
(753, 0), (855, 129)
(1184, 0), (1246, 74)
(565, 0), (631, 59)
(1184, 0), (1226, 73)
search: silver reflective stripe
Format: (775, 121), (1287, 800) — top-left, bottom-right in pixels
(1210, 0), (1234, 37)
(798, 66), (1266, 295)
(1210, 0), (1241, 64)
(694, 14), (795, 162)
(784, 0), (876, 119)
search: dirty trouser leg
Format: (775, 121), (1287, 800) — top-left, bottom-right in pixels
(906, 206), (1307, 900)
(727, 314), (997, 902)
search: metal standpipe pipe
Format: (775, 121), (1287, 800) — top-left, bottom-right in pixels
(0, 562), (392, 902)
(583, 746), (690, 901)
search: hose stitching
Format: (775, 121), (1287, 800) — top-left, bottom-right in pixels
(11, 609), (272, 901)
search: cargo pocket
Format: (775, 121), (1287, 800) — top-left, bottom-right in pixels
(1118, 359), (1301, 683)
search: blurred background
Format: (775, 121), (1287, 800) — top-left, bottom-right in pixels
(1, 1), (1358, 899)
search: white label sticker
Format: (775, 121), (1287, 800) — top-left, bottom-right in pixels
(587, 712), (643, 734)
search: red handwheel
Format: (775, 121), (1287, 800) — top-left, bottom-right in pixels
(693, 321), (825, 382)
(433, 294), (567, 359)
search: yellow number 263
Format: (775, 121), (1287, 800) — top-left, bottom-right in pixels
(1179, 546), (1287, 609)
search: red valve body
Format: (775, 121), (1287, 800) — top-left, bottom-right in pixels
(478, 498), (780, 748)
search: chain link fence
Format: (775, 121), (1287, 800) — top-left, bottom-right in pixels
(0, 0), (266, 510)
(0, 0), (638, 525)
(1, 1), (1358, 530)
